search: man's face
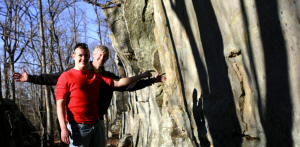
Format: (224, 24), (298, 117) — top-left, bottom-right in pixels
(93, 50), (108, 66)
(72, 48), (89, 70)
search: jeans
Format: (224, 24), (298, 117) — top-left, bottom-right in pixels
(99, 120), (106, 147)
(67, 120), (101, 147)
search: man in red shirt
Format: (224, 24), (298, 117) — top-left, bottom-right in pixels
(56, 44), (153, 146)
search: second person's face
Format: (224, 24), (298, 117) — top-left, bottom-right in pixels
(93, 51), (108, 66)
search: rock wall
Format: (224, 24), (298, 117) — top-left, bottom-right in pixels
(103, 0), (300, 146)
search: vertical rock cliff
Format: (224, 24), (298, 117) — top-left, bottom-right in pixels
(103, 0), (300, 146)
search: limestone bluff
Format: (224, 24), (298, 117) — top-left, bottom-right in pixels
(102, 0), (300, 146)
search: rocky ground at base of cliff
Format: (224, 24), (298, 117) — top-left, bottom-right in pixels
(106, 131), (120, 147)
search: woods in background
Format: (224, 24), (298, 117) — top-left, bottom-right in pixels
(0, 0), (117, 146)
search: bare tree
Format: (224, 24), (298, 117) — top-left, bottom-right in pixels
(47, 0), (69, 72)
(0, 0), (31, 101)
(1, 0), (114, 145)
(84, 0), (120, 8)
(67, 0), (77, 44)
(83, 11), (88, 43)
(38, 0), (53, 146)
(1, 0), (14, 100)
(93, 0), (102, 45)
(0, 62), (3, 102)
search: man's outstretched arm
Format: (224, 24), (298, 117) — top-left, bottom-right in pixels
(114, 72), (166, 91)
(12, 67), (72, 85)
(113, 70), (155, 88)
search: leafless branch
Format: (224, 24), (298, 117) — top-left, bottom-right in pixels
(83, 0), (120, 9)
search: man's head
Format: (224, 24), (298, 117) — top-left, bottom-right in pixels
(92, 45), (109, 66)
(72, 43), (90, 70)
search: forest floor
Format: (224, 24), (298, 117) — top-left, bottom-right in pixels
(106, 131), (120, 146)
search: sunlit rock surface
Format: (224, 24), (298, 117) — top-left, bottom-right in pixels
(103, 0), (300, 146)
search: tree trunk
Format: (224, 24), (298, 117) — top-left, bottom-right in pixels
(38, 0), (53, 146)
(2, 1), (11, 101)
(93, 1), (102, 45)
(3, 49), (10, 100)
(73, 1), (77, 44)
(9, 54), (15, 101)
(0, 64), (3, 101)
(39, 90), (45, 147)
(48, 0), (63, 71)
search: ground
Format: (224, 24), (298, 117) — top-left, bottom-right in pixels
(106, 131), (120, 146)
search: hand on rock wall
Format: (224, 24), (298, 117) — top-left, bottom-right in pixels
(153, 72), (166, 83)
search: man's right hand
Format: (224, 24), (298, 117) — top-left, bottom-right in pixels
(12, 68), (29, 82)
(61, 128), (71, 144)
(140, 70), (155, 79)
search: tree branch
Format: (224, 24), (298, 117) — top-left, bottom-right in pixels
(83, 0), (120, 9)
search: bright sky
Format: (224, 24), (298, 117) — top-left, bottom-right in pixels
(0, 1), (112, 73)
(0, 1), (111, 66)
(73, 2), (110, 44)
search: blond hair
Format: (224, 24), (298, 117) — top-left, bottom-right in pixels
(93, 45), (109, 57)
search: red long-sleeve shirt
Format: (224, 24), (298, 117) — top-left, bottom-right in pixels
(55, 68), (113, 124)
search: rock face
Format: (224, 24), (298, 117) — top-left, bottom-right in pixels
(103, 0), (300, 146)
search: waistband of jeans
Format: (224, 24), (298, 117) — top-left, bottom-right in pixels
(68, 119), (99, 125)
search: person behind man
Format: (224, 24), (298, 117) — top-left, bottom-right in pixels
(12, 44), (166, 146)
(56, 43), (153, 146)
